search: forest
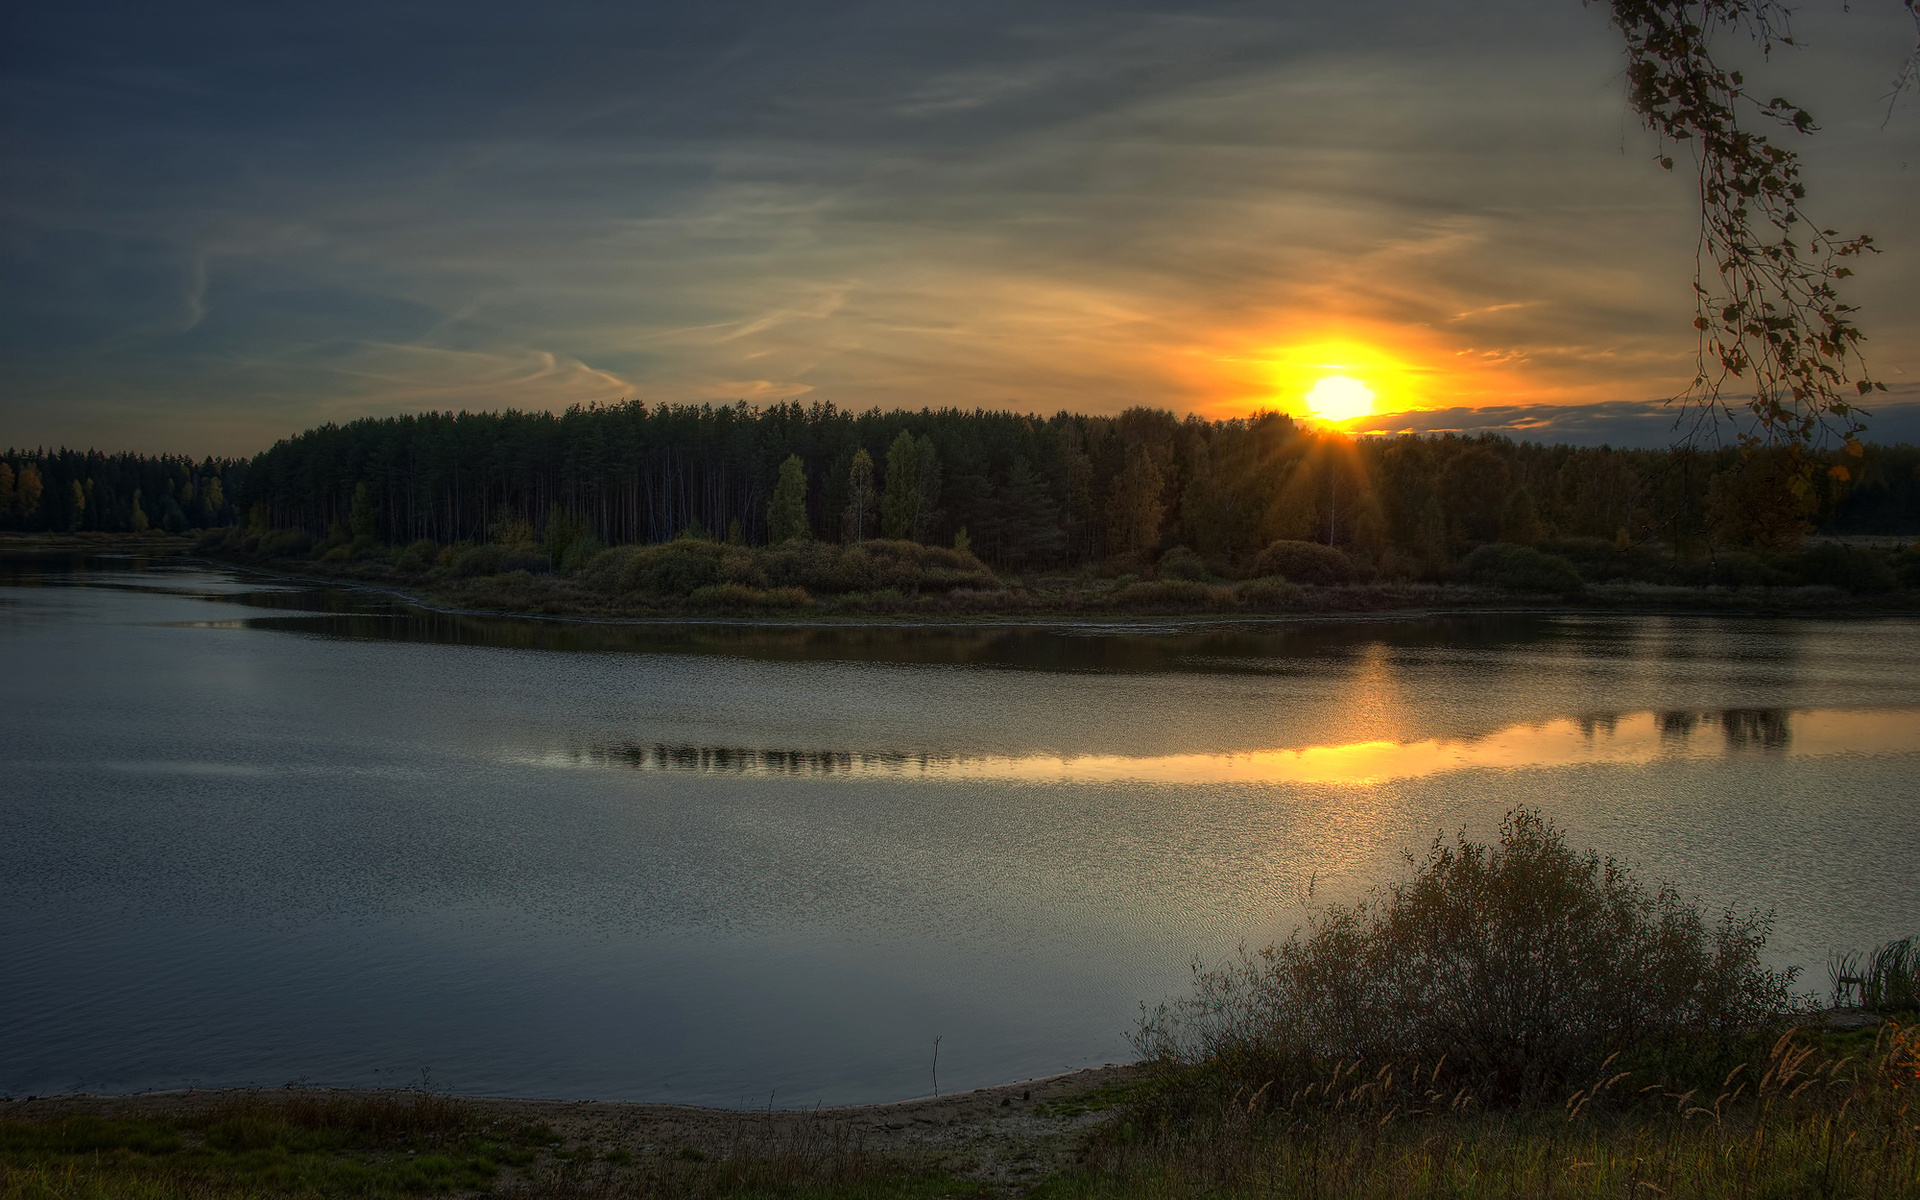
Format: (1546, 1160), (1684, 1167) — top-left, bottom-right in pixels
(4, 401), (1918, 585)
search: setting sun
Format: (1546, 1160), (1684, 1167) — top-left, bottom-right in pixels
(1304, 375), (1375, 423)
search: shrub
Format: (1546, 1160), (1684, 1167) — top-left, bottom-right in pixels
(1707, 551), (1789, 588)
(1251, 540), (1356, 585)
(1235, 576), (1302, 609)
(559, 534), (605, 573)
(397, 538), (439, 573)
(1464, 543), (1584, 593)
(452, 543), (509, 577)
(687, 583), (813, 610)
(759, 539), (995, 594)
(1788, 543), (1898, 593)
(1892, 548), (1920, 589)
(1135, 809), (1798, 1104)
(1541, 536), (1625, 579)
(1157, 546), (1208, 581)
(451, 543), (548, 577)
(576, 544), (641, 591)
(717, 548), (767, 587)
(1110, 579), (1228, 610)
(628, 541), (725, 595)
(255, 529), (313, 559)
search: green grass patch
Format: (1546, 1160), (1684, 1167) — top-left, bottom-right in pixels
(0, 1093), (531, 1199)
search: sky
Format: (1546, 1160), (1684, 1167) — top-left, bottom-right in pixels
(3, 0), (1917, 457)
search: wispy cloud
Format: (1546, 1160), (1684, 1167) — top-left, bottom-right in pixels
(1, 0), (1913, 454)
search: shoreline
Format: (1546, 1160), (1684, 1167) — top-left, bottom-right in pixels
(5, 531), (1918, 624)
(0, 1064), (1146, 1178)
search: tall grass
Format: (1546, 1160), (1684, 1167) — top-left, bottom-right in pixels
(1050, 1024), (1920, 1199)
(1829, 937), (1919, 1011)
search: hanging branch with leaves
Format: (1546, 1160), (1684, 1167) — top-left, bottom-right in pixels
(1605, 0), (1896, 484)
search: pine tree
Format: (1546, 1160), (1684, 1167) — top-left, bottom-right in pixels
(881, 430), (919, 540)
(348, 482), (379, 541)
(767, 454), (810, 543)
(843, 448), (876, 543)
(912, 435), (941, 542)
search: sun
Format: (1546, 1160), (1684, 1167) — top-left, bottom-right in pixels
(1304, 375), (1375, 423)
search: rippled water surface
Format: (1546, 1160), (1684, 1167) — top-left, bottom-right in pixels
(3, 555), (1917, 1105)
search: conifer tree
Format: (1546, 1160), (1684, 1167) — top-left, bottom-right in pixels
(844, 448), (876, 543)
(881, 430), (920, 540)
(767, 454), (810, 543)
(911, 435), (941, 543)
(348, 482), (379, 541)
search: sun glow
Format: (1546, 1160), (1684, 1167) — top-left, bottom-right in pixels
(1305, 375), (1375, 423)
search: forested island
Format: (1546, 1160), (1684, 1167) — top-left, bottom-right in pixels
(5, 401), (1919, 616)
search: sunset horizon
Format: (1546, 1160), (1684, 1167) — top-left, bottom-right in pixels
(6, 1), (1916, 458)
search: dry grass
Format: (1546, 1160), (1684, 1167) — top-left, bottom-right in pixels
(1052, 1023), (1920, 1199)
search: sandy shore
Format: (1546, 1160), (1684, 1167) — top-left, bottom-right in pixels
(2, 1064), (1145, 1183)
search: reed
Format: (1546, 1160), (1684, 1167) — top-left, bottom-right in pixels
(1060, 1022), (1920, 1199)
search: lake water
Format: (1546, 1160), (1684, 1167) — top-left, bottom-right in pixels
(3, 555), (1917, 1107)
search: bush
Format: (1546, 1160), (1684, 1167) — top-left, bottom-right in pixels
(559, 534), (605, 573)
(687, 583), (813, 611)
(575, 544), (641, 591)
(1707, 551), (1789, 589)
(397, 538), (439, 573)
(255, 529), (313, 559)
(1135, 809), (1797, 1104)
(1110, 580), (1231, 610)
(1789, 543), (1898, 593)
(1892, 548), (1920, 589)
(1235, 576), (1302, 609)
(452, 543), (549, 578)
(1251, 540), (1356, 585)
(1464, 543), (1584, 593)
(1157, 546), (1209, 581)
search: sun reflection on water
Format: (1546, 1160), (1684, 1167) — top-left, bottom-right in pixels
(515, 708), (1916, 787)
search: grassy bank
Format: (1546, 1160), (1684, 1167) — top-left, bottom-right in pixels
(230, 527), (1920, 621)
(11, 530), (1918, 622)
(1035, 1019), (1920, 1200)
(0, 1089), (970, 1200)
(5, 1023), (1915, 1198)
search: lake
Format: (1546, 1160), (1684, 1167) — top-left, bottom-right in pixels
(2, 554), (1916, 1107)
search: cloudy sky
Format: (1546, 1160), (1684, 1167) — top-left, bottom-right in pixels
(3, 0), (1916, 455)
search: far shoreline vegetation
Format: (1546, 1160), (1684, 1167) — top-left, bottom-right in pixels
(5, 402), (1920, 619)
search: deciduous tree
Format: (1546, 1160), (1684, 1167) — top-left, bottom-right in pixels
(1603, 0), (1912, 465)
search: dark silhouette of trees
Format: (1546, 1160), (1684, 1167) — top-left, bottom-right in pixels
(0, 449), (243, 533)
(13, 402), (1914, 584)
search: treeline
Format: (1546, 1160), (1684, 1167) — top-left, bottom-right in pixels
(8, 401), (1919, 566)
(0, 449), (246, 533)
(231, 401), (1919, 568)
